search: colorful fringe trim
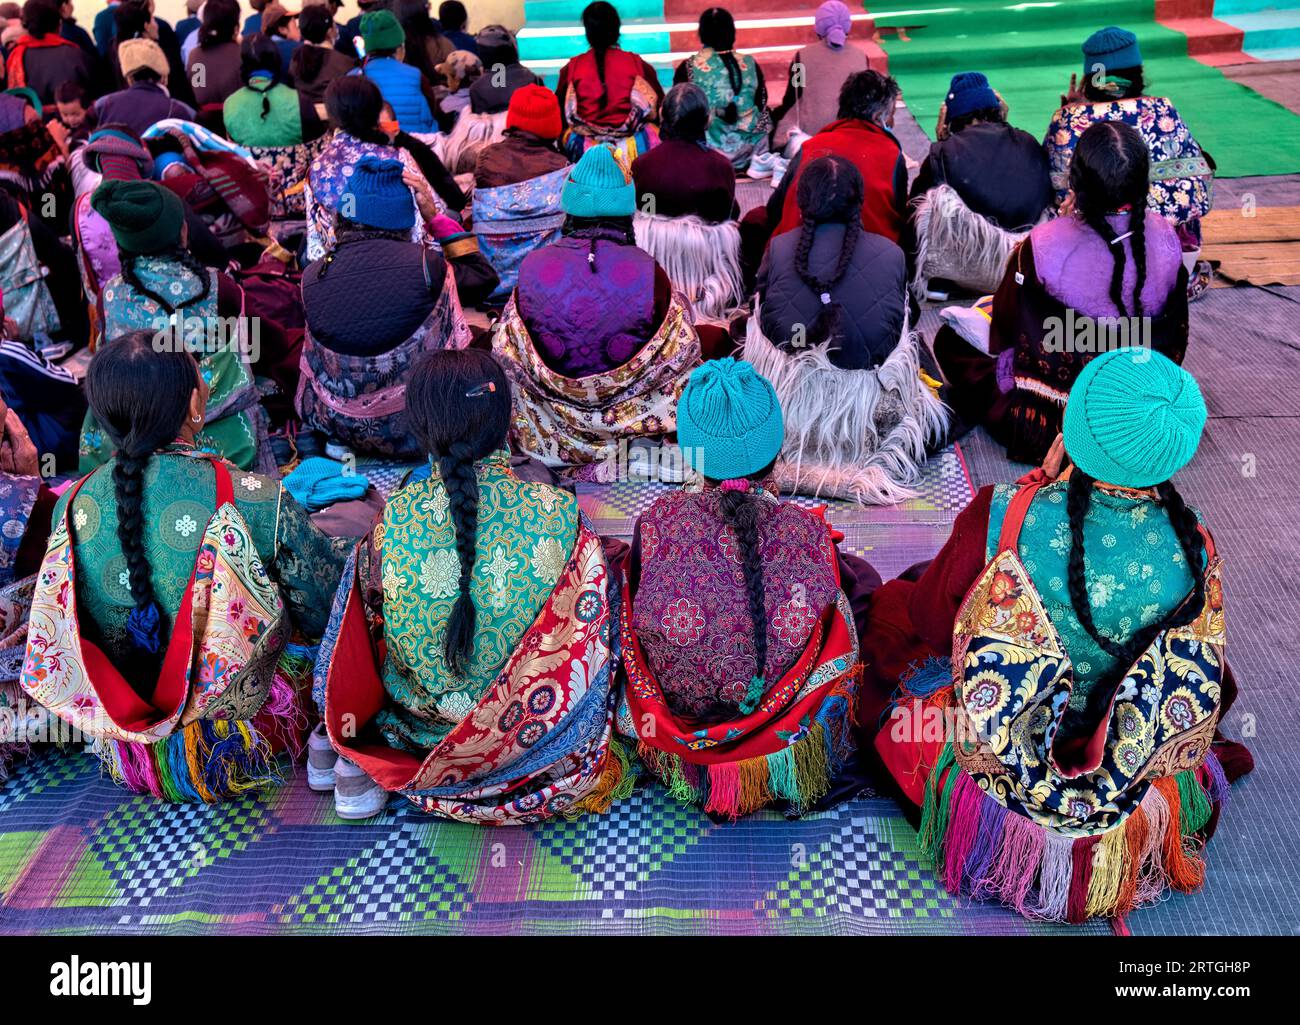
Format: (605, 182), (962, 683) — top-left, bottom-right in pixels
(568, 737), (638, 818)
(100, 672), (304, 802)
(917, 742), (1224, 922)
(638, 709), (854, 821)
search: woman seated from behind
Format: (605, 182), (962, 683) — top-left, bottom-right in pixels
(289, 3), (358, 107)
(936, 120), (1188, 467)
(1045, 27), (1213, 292)
(306, 74), (433, 260)
(555, 1), (663, 165)
(631, 83), (742, 322)
(298, 155), (472, 458)
(864, 350), (1251, 923)
(906, 71), (1053, 297)
(85, 180), (266, 471)
(315, 349), (629, 822)
(749, 155), (945, 504)
(493, 145), (701, 473)
(22, 332), (346, 801)
(620, 359), (879, 820)
(472, 84), (571, 306)
(673, 7), (770, 172)
(185, 0), (244, 123)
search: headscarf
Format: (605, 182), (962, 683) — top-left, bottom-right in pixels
(814, 1), (852, 49)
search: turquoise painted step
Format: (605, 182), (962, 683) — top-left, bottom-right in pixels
(1218, 10), (1300, 43)
(1213, 0), (1294, 15)
(523, 0), (664, 21)
(518, 27), (673, 61)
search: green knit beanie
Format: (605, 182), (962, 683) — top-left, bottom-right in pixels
(1062, 348), (1205, 489)
(360, 10), (406, 54)
(90, 179), (185, 255)
(676, 359), (785, 481)
(561, 145), (635, 219)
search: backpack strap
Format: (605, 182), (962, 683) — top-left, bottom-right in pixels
(996, 481), (1043, 555)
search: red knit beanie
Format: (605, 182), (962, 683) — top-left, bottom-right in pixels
(507, 84), (562, 141)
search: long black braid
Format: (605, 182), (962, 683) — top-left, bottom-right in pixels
(83, 332), (201, 682)
(404, 349), (513, 679)
(1065, 470), (1207, 683)
(1069, 120), (1150, 319)
(718, 486), (768, 713)
(792, 154), (865, 349)
(582, 2), (621, 109)
(438, 442), (481, 676)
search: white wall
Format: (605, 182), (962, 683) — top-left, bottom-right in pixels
(67, 1), (527, 36)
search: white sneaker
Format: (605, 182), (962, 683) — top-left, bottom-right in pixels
(306, 723), (337, 792)
(334, 757), (388, 819)
(769, 156), (791, 189)
(324, 439), (353, 462)
(747, 150), (778, 180)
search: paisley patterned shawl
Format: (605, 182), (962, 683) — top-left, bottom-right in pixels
(491, 290), (701, 468)
(471, 166), (568, 305)
(951, 480), (1224, 836)
(321, 515), (624, 824)
(20, 456), (288, 746)
(296, 259), (471, 457)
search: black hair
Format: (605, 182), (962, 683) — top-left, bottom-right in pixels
(438, 0), (467, 31)
(946, 105), (1005, 135)
(562, 215), (635, 270)
(703, 457), (779, 714)
(1082, 65), (1146, 103)
(661, 82), (709, 143)
(404, 349), (512, 677)
(698, 7), (743, 122)
(837, 69), (899, 123)
(84, 331), (201, 667)
(793, 155), (864, 349)
(55, 81), (88, 106)
(1069, 120), (1150, 318)
(198, 0), (239, 49)
(128, 67), (163, 84)
(295, 4), (334, 83)
(582, 1), (621, 108)
(21, 0), (60, 37)
(113, 0), (152, 39)
(396, 0), (445, 85)
(1065, 469), (1206, 700)
(325, 74), (386, 142)
(239, 33), (283, 120)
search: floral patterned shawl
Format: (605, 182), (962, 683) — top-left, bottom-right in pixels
(492, 290), (701, 469)
(471, 165), (568, 305)
(1044, 96), (1212, 225)
(319, 496), (629, 824)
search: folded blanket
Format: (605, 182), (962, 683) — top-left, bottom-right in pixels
(284, 457), (371, 512)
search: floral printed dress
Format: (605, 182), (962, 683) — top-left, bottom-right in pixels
(51, 445), (348, 658)
(1044, 96), (1212, 235)
(356, 451), (579, 751)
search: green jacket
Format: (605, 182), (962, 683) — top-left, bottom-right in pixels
(223, 78), (304, 148)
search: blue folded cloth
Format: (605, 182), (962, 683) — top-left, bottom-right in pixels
(283, 457), (371, 512)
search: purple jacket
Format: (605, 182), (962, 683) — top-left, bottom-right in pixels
(516, 226), (659, 379)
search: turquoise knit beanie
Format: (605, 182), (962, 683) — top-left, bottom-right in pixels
(1062, 349), (1205, 489)
(561, 145), (635, 218)
(676, 359), (785, 481)
(1082, 26), (1142, 77)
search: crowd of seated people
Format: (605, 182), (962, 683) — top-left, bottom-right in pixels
(0, 2), (1243, 926)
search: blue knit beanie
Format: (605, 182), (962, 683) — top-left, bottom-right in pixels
(944, 72), (1000, 121)
(561, 145), (635, 219)
(1062, 349), (1205, 489)
(343, 155), (415, 231)
(676, 359), (785, 481)
(1082, 26), (1142, 77)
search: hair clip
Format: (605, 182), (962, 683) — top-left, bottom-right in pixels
(465, 381), (497, 398)
(1109, 231), (1134, 245)
(719, 479), (749, 492)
